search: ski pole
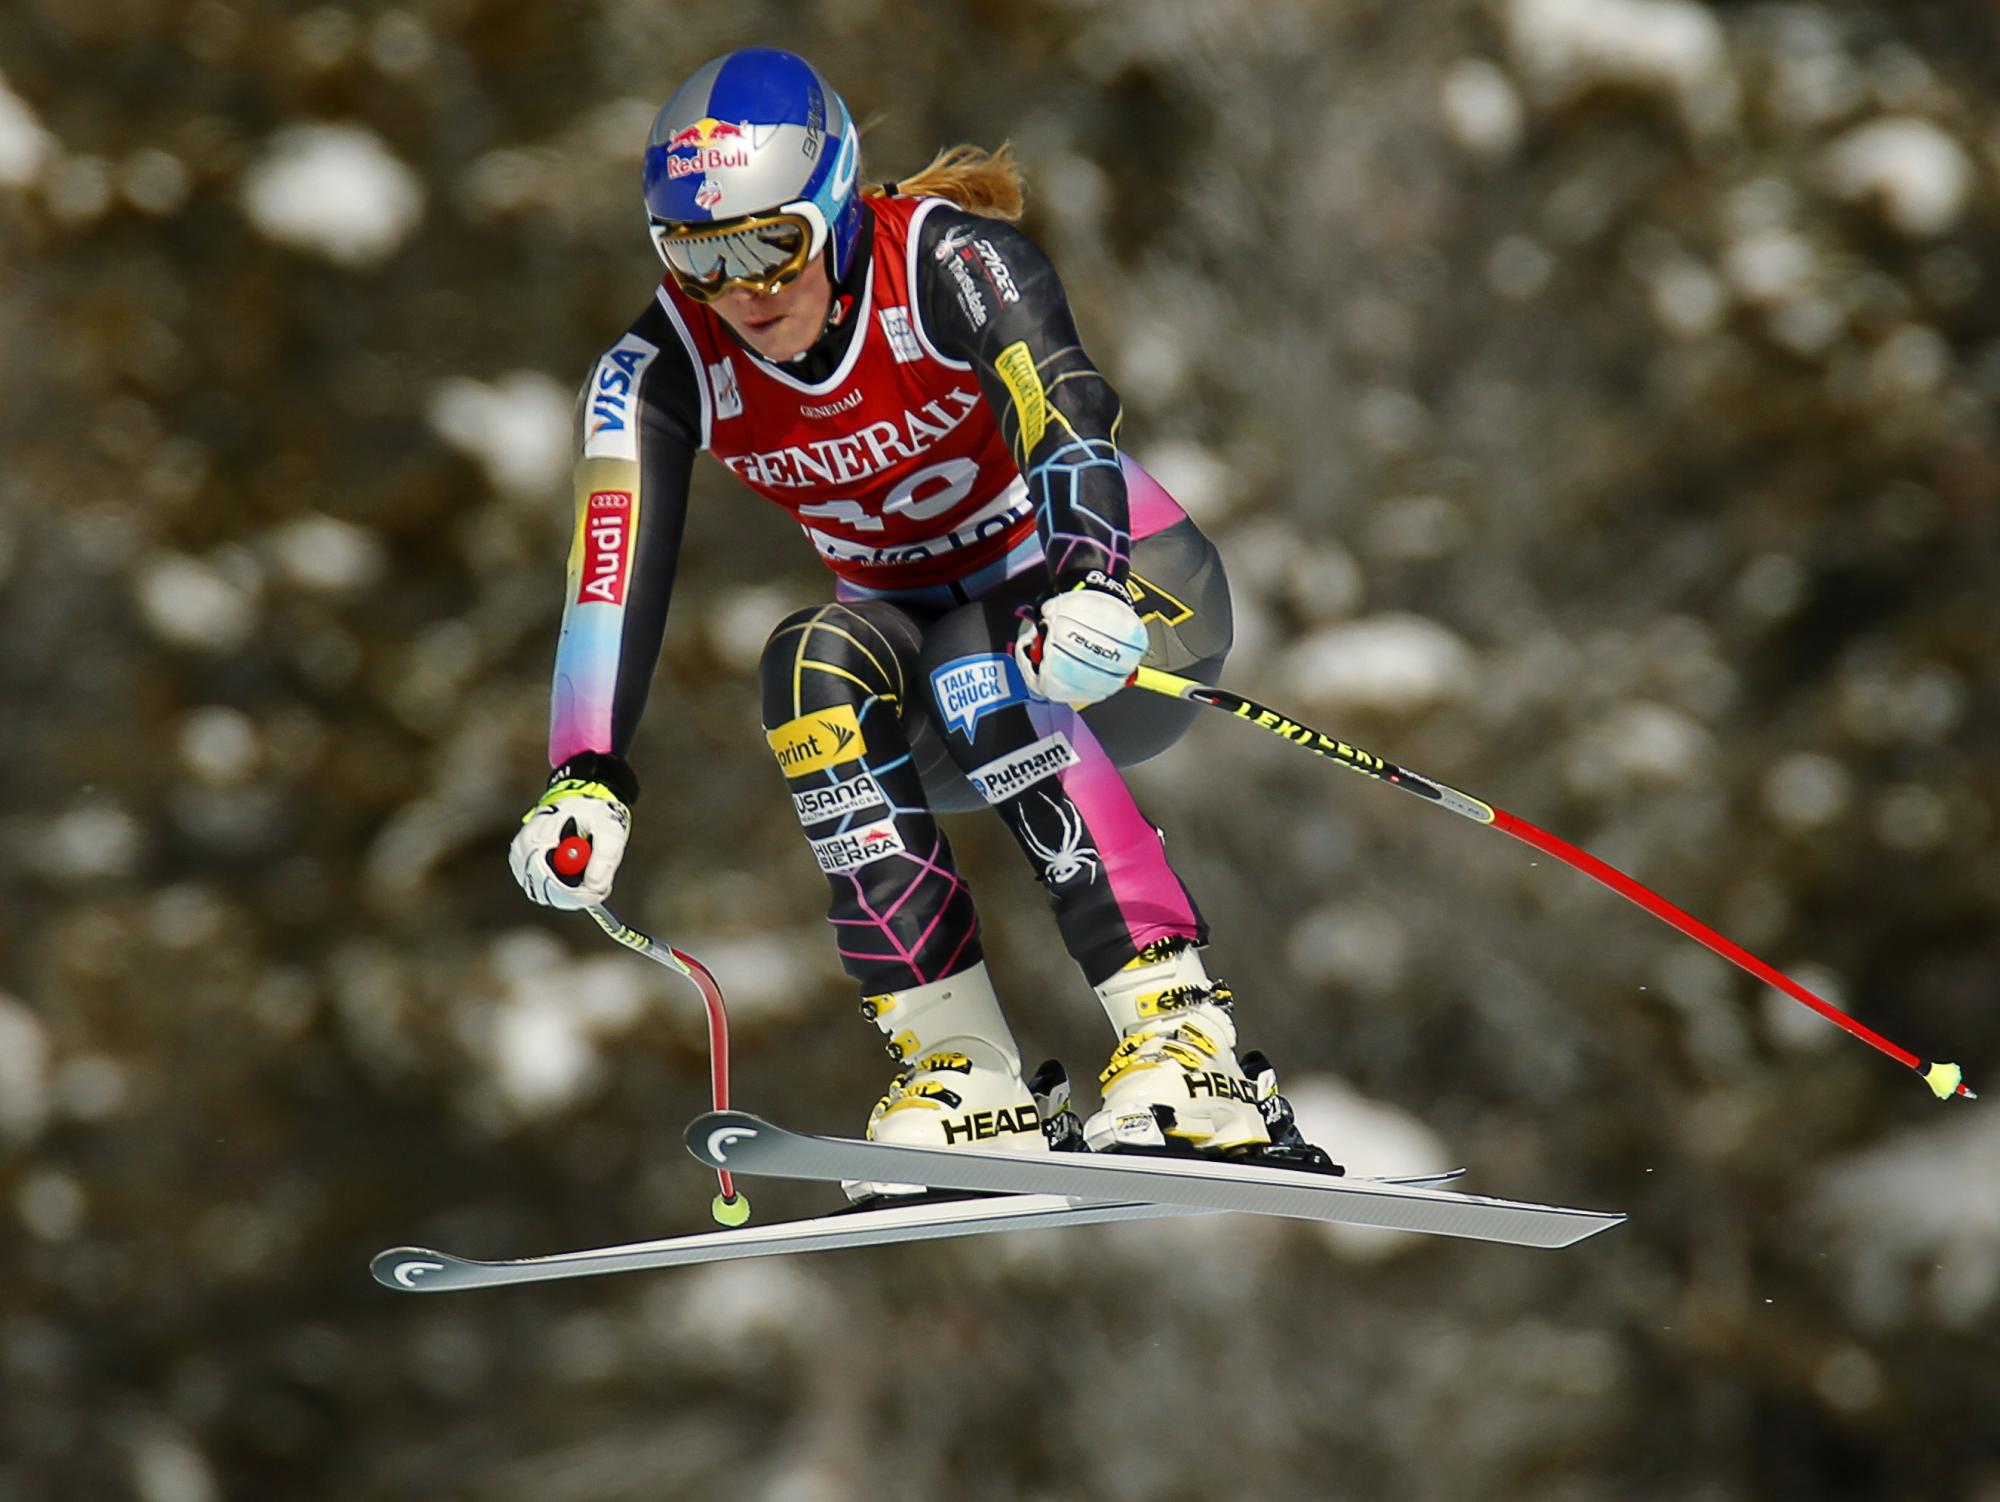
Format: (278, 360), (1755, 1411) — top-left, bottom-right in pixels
(548, 836), (752, 1224)
(1126, 665), (1974, 1102)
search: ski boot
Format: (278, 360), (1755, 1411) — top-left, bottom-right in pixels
(1083, 940), (1274, 1155)
(847, 962), (1053, 1203)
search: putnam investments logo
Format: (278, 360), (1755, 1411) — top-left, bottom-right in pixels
(766, 704), (866, 779)
(966, 732), (1078, 804)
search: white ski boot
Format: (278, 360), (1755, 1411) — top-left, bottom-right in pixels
(1083, 941), (1274, 1155)
(850, 962), (1071, 1201)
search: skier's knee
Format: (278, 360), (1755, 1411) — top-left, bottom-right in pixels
(759, 603), (906, 708)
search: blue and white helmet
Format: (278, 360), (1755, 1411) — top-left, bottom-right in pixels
(642, 48), (864, 280)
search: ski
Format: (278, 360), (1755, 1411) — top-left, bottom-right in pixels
(370, 1167), (1470, 1293)
(371, 1192), (1209, 1293)
(688, 1111), (1625, 1250)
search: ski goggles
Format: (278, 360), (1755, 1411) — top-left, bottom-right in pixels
(651, 211), (818, 302)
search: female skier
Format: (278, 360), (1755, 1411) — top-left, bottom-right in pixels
(508, 47), (1294, 1186)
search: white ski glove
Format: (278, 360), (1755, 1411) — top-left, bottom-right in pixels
(1014, 573), (1149, 710)
(509, 769), (632, 910)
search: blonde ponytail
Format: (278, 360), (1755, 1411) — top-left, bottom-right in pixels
(863, 142), (1025, 221)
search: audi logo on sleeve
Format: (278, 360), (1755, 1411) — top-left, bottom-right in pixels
(576, 491), (635, 605)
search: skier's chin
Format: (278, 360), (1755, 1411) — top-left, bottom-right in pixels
(740, 315), (813, 361)
(716, 277), (829, 362)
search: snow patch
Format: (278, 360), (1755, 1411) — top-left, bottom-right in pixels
(17, 1169), (86, 1240)
(121, 149), (192, 215)
(1115, 318), (1192, 409)
(1565, 700), (1716, 796)
(1282, 613), (1476, 716)
(1362, 494), (1467, 563)
(1506, 0), (1735, 130)
(136, 554), (259, 651)
(1723, 230), (1816, 304)
(1645, 257), (1727, 337)
(0, 70), (54, 187)
(52, 1054), (130, 1121)
(646, 1257), (832, 1357)
(127, 1422), (221, 1502)
(1822, 116), (1973, 237)
(267, 514), (387, 593)
(1761, 752), (1853, 830)
(1135, 439), (1233, 524)
(1837, 658), (1964, 744)
(1287, 902), (1410, 996)
(708, 583), (815, 673)
(1439, 58), (1525, 158)
(45, 154), (113, 224)
(474, 930), (656, 1118)
(178, 707), (260, 785)
(428, 371), (574, 501)
(0, 993), (50, 1143)
(663, 934), (817, 1028)
(1812, 1112), (2000, 1330)
(1868, 324), (1951, 399)
(42, 804), (144, 880)
(240, 123), (424, 267)
(1873, 784), (1949, 853)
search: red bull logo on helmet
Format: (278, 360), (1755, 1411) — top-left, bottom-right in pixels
(668, 117), (747, 149)
(666, 117), (751, 179)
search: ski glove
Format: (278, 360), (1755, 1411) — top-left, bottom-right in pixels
(509, 756), (636, 910)
(1015, 573), (1149, 710)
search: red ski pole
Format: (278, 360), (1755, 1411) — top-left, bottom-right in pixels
(1127, 666), (1974, 1102)
(548, 836), (751, 1222)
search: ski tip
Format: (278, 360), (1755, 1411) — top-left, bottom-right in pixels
(371, 1247), (461, 1292)
(1922, 1061), (1972, 1101)
(683, 1110), (767, 1168)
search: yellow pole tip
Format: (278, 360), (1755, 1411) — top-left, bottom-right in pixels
(711, 1192), (752, 1227)
(1922, 1062), (1964, 1101)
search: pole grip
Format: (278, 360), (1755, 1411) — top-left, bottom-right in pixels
(551, 833), (592, 882)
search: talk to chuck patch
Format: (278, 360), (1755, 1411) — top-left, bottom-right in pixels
(930, 653), (1029, 739)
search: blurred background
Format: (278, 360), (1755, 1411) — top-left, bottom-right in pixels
(3, 0), (1997, 1498)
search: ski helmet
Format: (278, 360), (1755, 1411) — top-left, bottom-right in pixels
(642, 48), (863, 300)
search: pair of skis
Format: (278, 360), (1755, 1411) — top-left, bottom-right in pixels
(370, 1111), (1626, 1293)
(381, 664), (1973, 1295)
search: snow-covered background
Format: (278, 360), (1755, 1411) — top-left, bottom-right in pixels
(2, 1), (1995, 1499)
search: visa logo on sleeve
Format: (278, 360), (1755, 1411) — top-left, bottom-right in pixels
(584, 335), (659, 461)
(930, 653), (1028, 739)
